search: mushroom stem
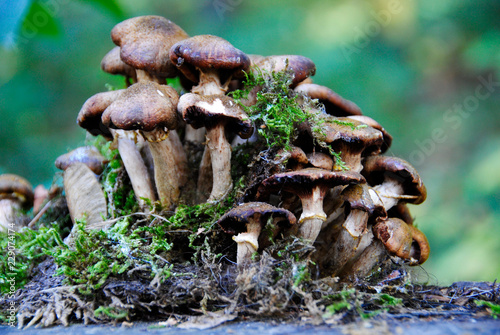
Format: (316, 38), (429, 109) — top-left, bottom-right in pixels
(166, 130), (189, 187)
(0, 199), (20, 232)
(114, 130), (157, 208)
(197, 148), (212, 202)
(143, 130), (180, 209)
(135, 69), (165, 84)
(297, 187), (327, 241)
(205, 124), (232, 202)
(337, 142), (363, 172)
(373, 177), (404, 211)
(232, 220), (261, 266)
(192, 69), (226, 95)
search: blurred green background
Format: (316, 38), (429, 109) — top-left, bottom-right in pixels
(0, 0), (499, 285)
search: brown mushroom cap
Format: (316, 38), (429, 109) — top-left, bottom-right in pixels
(170, 35), (250, 84)
(342, 184), (387, 223)
(388, 203), (414, 225)
(314, 115), (384, 156)
(362, 156), (427, 205)
(77, 89), (126, 139)
(101, 46), (137, 80)
(55, 146), (108, 175)
(254, 55), (316, 87)
(409, 225), (430, 265)
(307, 152), (334, 170)
(295, 83), (362, 116)
(102, 82), (180, 132)
(373, 217), (413, 259)
(179, 93), (253, 139)
(218, 202), (296, 235)
(347, 115), (392, 153)
(258, 168), (365, 199)
(111, 15), (189, 77)
(0, 174), (34, 209)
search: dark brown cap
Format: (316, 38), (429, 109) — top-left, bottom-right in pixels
(341, 184), (387, 223)
(55, 146), (108, 175)
(347, 115), (392, 153)
(218, 202), (296, 235)
(362, 156), (427, 205)
(101, 46), (137, 81)
(170, 35), (250, 83)
(258, 168), (365, 198)
(77, 89), (126, 139)
(387, 203), (414, 225)
(306, 152), (334, 170)
(295, 83), (362, 116)
(0, 174), (34, 209)
(373, 217), (413, 259)
(102, 82), (180, 132)
(178, 93), (253, 138)
(111, 16), (189, 77)
(254, 55), (316, 87)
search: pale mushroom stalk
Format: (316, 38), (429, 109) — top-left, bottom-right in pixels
(297, 187), (328, 241)
(142, 130), (180, 208)
(192, 68), (226, 95)
(0, 200), (21, 232)
(372, 178), (412, 211)
(232, 219), (262, 266)
(113, 129), (157, 207)
(205, 123), (232, 202)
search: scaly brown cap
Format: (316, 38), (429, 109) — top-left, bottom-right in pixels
(170, 35), (250, 83)
(409, 225), (430, 265)
(362, 156), (427, 205)
(295, 83), (362, 116)
(373, 217), (413, 259)
(102, 82), (180, 132)
(0, 174), (34, 209)
(111, 15), (189, 77)
(218, 202), (296, 235)
(55, 146), (108, 175)
(178, 93), (253, 138)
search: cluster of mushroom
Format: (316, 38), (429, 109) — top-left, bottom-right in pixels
(63, 15), (430, 279)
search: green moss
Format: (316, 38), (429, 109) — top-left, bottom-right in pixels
(475, 300), (500, 319)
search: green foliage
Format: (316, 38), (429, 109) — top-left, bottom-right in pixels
(94, 306), (128, 320)
(475, 300), (500, 319)
(324, 289), (356, 315)
(0, 225), (64, 294)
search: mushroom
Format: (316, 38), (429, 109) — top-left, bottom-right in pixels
(77, 90), (158, 208)
(306, 152), (334, 170)
(170, 35), (250, 95)
(171, 35), (251, 143)
(347, 115), (392, 154)
(111, 15), (189, 83)
(257, 168), (365, 243)
(178, 93), (253, 202)
(408, 225), (430, 265)
(294, 83), (363, 117)
(362, 156), (427, 211)
(316, 184), (386, 277)
(217, 202), (296, 265)
(55, 146), (108, 175)
(102, 81), (188, 209)
(55, 149), (108, 230)
(0, 174), (34, 232)
(373, 217), (413, 260)
(311, 114), (384, 172)
(101, 46), (137, 86)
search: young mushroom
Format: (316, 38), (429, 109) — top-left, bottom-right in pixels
(0, 174), (34, 232)
(111, 15), (189, 83)
(373, 217), (413, 260)
(178, 93), (254, 202)
(77, 90), (158, 208)
(362, 156), (427, 211)
(217, 202), (296, 266)
(257, 168), (365, 243)
(55, 148), (108, 231)
(347, 115), (393, 154)
(102, 82), (187, 209)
